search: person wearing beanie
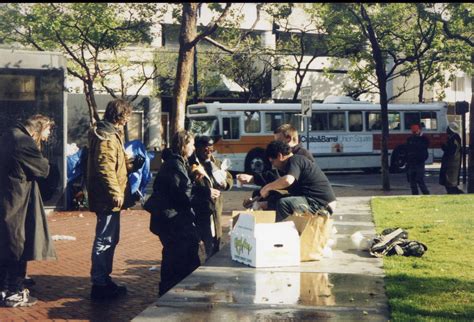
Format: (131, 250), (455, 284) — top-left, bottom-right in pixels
(188, 135), (233, 260)
(439, 122), (464, 194)
(405, 123), (430, 195)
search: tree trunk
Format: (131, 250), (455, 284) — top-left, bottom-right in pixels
(418, 78), (424, 103)
(84, 80), (100, 126)
(171, 3), (198, 135)
(363, 5), (391, 191)
(468, 53), (474, 193)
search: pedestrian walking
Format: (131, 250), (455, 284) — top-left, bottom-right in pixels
(189, 136), (233, 260)
(145, 130), (201, 297)
(0, 114), (57, 307)
(439, 122), (464, 194)
(87, 99), (133, 300)
(405, 124), (430, 195)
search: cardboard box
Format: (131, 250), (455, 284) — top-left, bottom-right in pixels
(230, 211), (300, 268)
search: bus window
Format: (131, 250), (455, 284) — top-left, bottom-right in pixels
(284, 113), (301, 129)
(265, 112), (284, 132)
(189, 117), (219, 137)
(349, 111), (363, 132)
(388, 112), (401, 131)
(367, 112), (382, 131)
(405, 111), (437, 131)
(311, 112), (329, 131)
(244, 111), (261, 133)
(329, 112), (345, 131)
(223, 117), (240, 139)
(404, 112), (420, 130)
(421, 112), (437, 130)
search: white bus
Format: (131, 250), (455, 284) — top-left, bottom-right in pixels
(186, 96), (449, 174)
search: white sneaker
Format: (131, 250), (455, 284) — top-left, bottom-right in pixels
(1, 290), (6, 306)
(4, 289), (38, 307)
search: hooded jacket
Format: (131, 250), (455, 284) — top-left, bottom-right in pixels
(86, 120), (130, 213)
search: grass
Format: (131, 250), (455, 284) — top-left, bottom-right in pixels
(371, 195), (474, 321)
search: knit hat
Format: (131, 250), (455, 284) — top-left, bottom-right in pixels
(410, 124), (420, 133)
(448, 122), (460, 134)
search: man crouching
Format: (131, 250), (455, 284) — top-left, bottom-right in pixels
(260, 140), (337, 222)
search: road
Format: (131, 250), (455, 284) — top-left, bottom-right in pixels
(221, 162), (467, 211)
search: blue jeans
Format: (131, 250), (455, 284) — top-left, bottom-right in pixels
(275, 196), (321, 222)
(91, 211), (120, 286)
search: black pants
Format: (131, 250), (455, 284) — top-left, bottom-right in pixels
(407, 164), (430, 195)
(446, 186), (464, 194)
(156, 219), (200, 296)
(196, 216), (219, 261)
(0, 259), (27, 292)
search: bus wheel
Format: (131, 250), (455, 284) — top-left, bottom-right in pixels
(245, 148), (270, 175)
(390, 145), (408, 173)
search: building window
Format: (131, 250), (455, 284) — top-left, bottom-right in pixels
(451, 76), (465, 92)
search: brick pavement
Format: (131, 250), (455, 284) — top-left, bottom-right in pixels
(0, 209), (233, 322)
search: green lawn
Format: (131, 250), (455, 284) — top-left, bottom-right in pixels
(371, 195), (474, 321)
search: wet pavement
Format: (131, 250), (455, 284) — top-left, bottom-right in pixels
(133, 196), (390, 321)
(0, 162), (463, 321)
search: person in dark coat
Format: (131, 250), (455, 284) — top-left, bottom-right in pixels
(145, 130), (201, 297)
(189, 136), (233, 260)
(405, 124), (430, 195)
(0, 114), (57, 307)
(439, 122), (464, 194)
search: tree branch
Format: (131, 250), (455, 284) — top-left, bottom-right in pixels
(190, 3), (232, 47)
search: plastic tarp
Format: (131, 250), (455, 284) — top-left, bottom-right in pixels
(66, 140), (154, 209)
(125, 140), (155, 198)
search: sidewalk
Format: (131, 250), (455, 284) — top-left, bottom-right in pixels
(133, 196), (390, 321)
(0, 210), (164, 321)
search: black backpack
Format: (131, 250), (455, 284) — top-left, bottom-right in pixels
(370, 227), (427, 258)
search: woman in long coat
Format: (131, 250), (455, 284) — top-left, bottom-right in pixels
(439, 122), (464, 194)
(0, 114), (57, 307)
(145, 130), (201, 297)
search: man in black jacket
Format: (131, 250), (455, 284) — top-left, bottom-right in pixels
(189, 136), (233, 260)
(406, 124), (430, 195)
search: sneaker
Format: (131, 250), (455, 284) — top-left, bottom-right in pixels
(4, 289), (37, 308)
(91, 281), (127, 301)
(23, 276), (36, 287)
(107, 280), (127, 296)
(1, 290), (6, 306)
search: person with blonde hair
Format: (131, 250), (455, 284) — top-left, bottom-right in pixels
(0, 114), (56, 307)
(144, 130), (201, 296)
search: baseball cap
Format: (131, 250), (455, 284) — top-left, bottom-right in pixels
(194, 135), (214, 148)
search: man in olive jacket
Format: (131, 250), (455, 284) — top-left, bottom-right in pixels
(87, 99), (132, 301)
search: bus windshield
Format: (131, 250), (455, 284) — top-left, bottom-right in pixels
(188, 117), (220, 137)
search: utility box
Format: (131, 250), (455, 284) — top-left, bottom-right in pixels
(230, 211), (300, 268)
